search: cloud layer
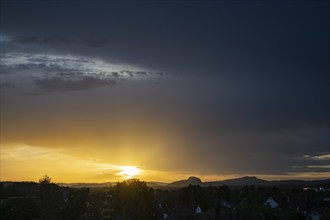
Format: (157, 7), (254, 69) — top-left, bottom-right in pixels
(1, 53), (167, 92)
(8, 35), (110, 48)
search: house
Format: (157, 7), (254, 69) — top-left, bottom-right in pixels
(170, 205), (216, 220)
(263, 196), (279, 208)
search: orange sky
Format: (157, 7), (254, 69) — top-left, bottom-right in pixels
(1, 144), (329, 183)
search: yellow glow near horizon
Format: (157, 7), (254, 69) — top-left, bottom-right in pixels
(119, 166), (141, 179)
(2, 144), (330, 183)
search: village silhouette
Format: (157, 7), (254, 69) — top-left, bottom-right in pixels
(1, 175), (330, 220)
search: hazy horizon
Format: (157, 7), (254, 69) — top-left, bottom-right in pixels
(2, 174), (330, 185)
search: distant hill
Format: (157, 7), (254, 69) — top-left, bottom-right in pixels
(166, 176), (268, 187)
(206, 176), (269, 186)
(167, 176), (202, 187)
(146, 182), (169, 188)
(167, 176), (330, 188)
(12, 176), (328, 188)
(62, 182), (116, 188)
(61, 181), (169, 188)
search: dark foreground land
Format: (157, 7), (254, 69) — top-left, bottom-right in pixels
(1, 177), (330, 220)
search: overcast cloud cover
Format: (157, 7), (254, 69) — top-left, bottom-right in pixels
(1, 0), (329, 181)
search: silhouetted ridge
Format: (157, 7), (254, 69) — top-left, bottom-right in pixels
(54, 176), (330, 188)
(212, 176), (269, 186)
(168, 176), (202, 187)
(187, 176), (202, 184)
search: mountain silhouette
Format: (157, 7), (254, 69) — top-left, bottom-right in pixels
(167, 176), (202, 187)
(207, 176), (269, 186)
(57, 176), (330, 188)
(167, 176), (330, 187)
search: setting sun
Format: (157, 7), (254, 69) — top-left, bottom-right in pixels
(119, 166), (141, 179)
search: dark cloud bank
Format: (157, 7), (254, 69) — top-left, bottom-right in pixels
(10, 35), (110, 48)
(34, 76), (116, 92)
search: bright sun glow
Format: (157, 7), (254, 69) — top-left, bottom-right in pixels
(119, 166), (141, 179)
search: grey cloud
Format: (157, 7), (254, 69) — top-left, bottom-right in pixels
(135, 71), (147, 75)
(273, 152), (330, 174)
(119, 70), (133, 76)
(291, 165), (330, 174)
(111, 72), (119, 77)
(303, 153), (330, 160)
(1, 52), (173, 94)
(0, 63), (79, 76)
(11, 35), (110, 48)
(0, 53), (167, 78)
(34, 76), (116, 92)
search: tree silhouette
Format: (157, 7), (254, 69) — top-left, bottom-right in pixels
(39, 175), (52, 185)
(111, 178), (160, 219)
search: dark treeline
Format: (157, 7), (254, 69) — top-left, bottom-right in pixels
(1, 176), (330, 220)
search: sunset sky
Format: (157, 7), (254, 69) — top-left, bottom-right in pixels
(1, 1), (329, 183)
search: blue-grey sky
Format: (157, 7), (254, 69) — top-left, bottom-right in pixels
(1, 0), (329, 182)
